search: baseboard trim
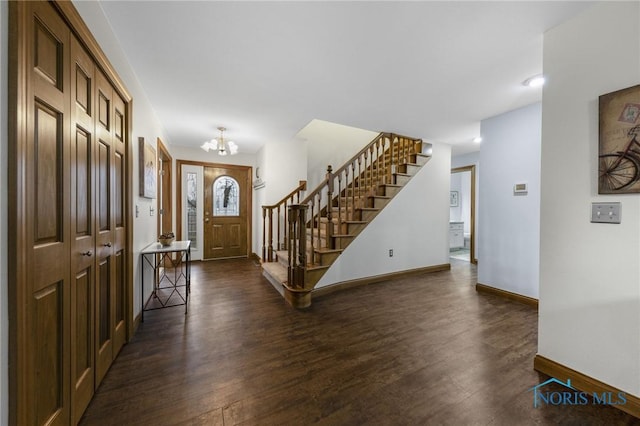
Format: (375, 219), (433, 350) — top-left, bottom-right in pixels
(313, 263), (451, 298)
(132, 312), (141, 337)
(476, 282), (538, 308)
(534, 355), (640, 419)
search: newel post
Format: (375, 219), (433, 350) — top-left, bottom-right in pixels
(326, 165), (334, 249)
(287, 203), (308, 289)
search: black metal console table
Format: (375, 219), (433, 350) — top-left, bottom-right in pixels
(140, 240), (191, 321)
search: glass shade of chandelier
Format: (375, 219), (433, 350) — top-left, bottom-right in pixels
(201, 126), (238, 156)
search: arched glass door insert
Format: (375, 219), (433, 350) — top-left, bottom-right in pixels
(213, 176), (240, 216)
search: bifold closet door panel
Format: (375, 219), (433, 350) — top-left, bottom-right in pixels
(112, 92), (127, 355)
(94, 70), (115, 385)
(70, 34), (97, 423)
(25, 2), (72, 424)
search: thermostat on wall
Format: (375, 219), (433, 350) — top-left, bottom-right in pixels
(514, 182), (528, 195)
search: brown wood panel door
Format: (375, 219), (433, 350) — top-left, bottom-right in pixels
(70, 35), (96, 423)
(94, 70), (115, 385)
(203, 166), (250, 259)
(112, 93), (127, 356)
(11, 2), (132, 424)
(25, 2), (71, 424)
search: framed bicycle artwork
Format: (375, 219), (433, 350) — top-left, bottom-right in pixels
(599, 84), (640, 194)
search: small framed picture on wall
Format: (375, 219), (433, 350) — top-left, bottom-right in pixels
(450, 191), (459, 207)
(139, 137), (157, 199)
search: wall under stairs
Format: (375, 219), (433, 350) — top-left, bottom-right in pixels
(314, 142), (452, 290)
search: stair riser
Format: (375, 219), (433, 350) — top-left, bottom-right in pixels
(331, 209), (360, 221)
(320, 219), (368, 236)
(398, 163), (421, 175)
(372, 198), (391, 209)
(412, 154), (431, 166)
(334, 237), (354, 250)
(380, 186), (400, 197)
(394, 174), (411, 185)
(317, 251), (341, 266)
(347, 222), (367, 235)
(317, 221), (347, 235)
(361, 209), (379, 222)
(305, 268), (327, 288)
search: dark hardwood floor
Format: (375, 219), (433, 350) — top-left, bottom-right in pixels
(80, 259), (640, 425)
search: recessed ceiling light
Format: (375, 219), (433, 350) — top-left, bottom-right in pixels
(523, 74), (545, 88)
(473, 137), (482, 143)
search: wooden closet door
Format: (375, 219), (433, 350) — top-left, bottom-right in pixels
(94, 70), (115, 384)
(11, 2), (132, 424)
(112, 92), (127, 356)
(24, 2), (72, 424)
(70, 35), (96, 423)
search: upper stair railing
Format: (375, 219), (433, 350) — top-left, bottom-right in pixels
(287, 132), (423, 289)
(262, 180), (307, 262)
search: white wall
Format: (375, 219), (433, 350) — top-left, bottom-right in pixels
(258, 141), (307, 206)
(300, 119), (378, 190)
(73, 1), (172, 319)
(539, 2), (640, 395)
(256, 140), (307, 258)
(316, 142), (451, 287)
(478, 102), (541, 298)
(452, 151), (479, 170)
(0, 1), (8, 423)
(254, 146), (268, 257)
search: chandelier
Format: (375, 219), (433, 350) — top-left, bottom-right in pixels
(201, 126), (238, 156)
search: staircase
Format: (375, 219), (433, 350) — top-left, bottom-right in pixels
(262, 132), (432, 308)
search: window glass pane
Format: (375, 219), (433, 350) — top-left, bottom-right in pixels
(213, 176), (240, 216)
(186, 172), (197, 249)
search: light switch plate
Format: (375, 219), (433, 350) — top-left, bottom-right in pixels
(591, 202), (621, 224)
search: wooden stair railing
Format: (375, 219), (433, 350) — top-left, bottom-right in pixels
(287, 132), (425, 293)
(262, 180), (307, 262)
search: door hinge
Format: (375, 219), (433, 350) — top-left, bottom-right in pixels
(159, 208), (164, 215)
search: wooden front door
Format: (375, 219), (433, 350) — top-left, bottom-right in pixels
(203, 166), (251, 259)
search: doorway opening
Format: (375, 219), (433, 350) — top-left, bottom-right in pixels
(157, 138), (173, 237)
(450, 165), (477, 264)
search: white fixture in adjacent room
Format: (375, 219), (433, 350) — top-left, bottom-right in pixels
(473, 136), (483, 143)
(523, 74), (545, 88)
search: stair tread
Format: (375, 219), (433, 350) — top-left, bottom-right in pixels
(333, 234), (355, 238)
(315, 248), (343, 254)
(371, 195), (391, 199)
(262, 262), (287, 283)
(307, 265), (330, 272)
(360, 207), (380, 211)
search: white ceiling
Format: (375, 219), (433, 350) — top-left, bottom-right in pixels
(98, 1), (593, 156)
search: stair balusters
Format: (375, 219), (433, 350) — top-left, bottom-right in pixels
(262, 180), (307, 261)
